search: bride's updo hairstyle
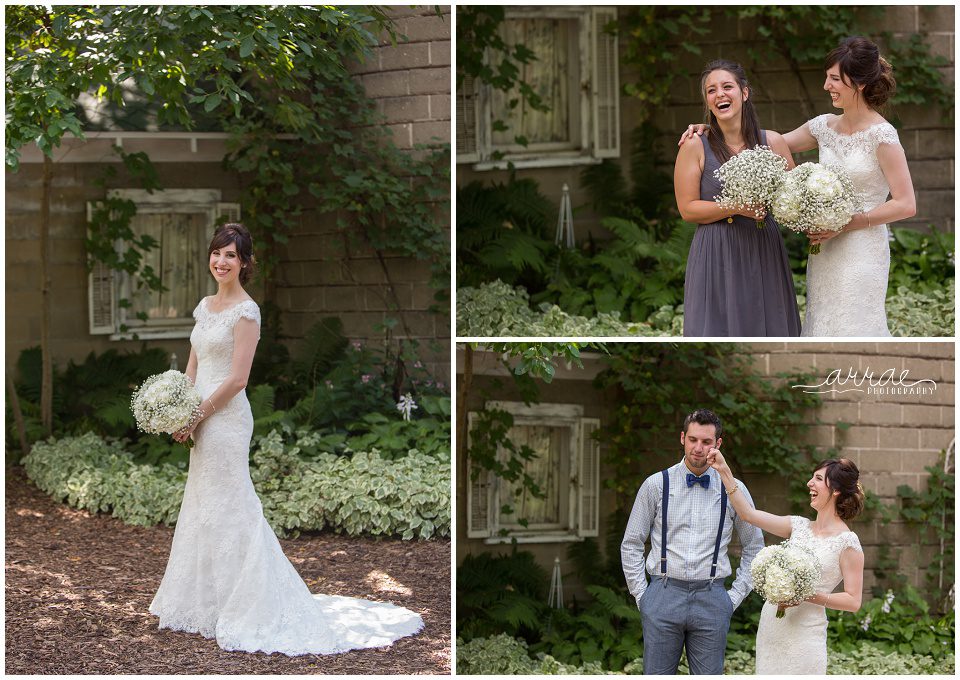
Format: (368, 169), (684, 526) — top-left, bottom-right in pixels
(815, 458), (865, 521)
(208, 222), (256, 285)
(699, 59), (763, 165)
(825, 36), (896, 110)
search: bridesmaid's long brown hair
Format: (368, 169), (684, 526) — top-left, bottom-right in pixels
(700, 59), (764, 165)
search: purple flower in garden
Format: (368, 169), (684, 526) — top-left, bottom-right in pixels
(437, 382), (443, 390)
(325, 380), (333, 389)
(352, 341), (362, 350)
(361, 374), (371, 384)
(414, 361), (423, 368)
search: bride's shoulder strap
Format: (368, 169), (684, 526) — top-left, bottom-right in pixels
(789, 515), (809, 534)
(807, 114), (831, 138)
(193, 296), (208, 319)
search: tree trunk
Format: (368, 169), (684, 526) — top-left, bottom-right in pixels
(40, 153), (53, 436)
(456, 344), (472, 480)
(6, 373), (30, 459)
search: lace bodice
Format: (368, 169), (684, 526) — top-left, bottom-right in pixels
(808, 114), (899, 212)
(801, 114), (898, 337)
(787, 515), (862, 592)
(191, 297), (261, 392)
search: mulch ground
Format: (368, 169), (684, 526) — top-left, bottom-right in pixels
(4, 467), (451, 675)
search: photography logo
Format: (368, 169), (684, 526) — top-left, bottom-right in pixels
(792, 367), (937, 397)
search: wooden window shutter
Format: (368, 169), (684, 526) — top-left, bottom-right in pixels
(86, 201), (117, 335)
(457, 74), (480, 164)
(466, 412), (493, 538)
(577, 417), (601, 537)
(591, 7), (620, 159)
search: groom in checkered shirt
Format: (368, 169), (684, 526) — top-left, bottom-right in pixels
(621, 408), (764, 675)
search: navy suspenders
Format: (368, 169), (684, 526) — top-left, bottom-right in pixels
(659, 468), (728, 582)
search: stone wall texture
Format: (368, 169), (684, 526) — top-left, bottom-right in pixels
(5, 5), (451, 380)
(457, 342), (954, 600)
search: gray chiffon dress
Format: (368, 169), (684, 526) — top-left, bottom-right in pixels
(683, 131), (801, 337)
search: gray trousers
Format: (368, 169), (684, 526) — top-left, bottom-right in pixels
(638, 577), (733, 675)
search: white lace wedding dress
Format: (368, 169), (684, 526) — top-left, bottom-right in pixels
(755, 515), (862, 674)
(802, 113), (901, 336)
(149, 297), (423, 655)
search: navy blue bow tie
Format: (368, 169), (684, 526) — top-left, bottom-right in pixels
(687, 473), (710, 489)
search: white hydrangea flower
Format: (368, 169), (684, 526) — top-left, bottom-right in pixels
(751, 539), (822, 619)
(771, 161), (862, 254)
(131, 370), (201, 435)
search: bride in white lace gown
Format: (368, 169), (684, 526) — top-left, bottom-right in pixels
(680, 38), (916, 336)
(707, 450), (865, 674)
(150, 224), (423, 655)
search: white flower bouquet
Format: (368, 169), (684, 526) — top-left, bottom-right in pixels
(771, 162), (862, 254)
(131, 370), (201, 445)
(750, 539), (822, 618)
(713, 145), (789, 229)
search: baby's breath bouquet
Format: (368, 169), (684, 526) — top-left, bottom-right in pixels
(751, 539), (822, 618)
(713, 145), (789, 229)
(131, 371), (201, 445)
(771, 162), (862, 254)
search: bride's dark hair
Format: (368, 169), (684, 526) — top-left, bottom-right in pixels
(814, 457), (865, 521)
(208, 222), (256, 285)
(699, 59), (763, 165)
(825, 36), (896, 110)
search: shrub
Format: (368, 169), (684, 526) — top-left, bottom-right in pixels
(456, 280), (668, 336)
(21, 431), (449, 540)
(887, 279), (955, 337)
(828, 643), (954, 675)
(455, 635), (610, 675)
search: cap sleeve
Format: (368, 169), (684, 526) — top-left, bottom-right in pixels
(839, 531), (863, 554)
(789, 515), (810, 537)
(807, 114), (830, 142)
(192, 297), (206, 320)
(872, 122), (900, 148)
(236, 299), (261, 333)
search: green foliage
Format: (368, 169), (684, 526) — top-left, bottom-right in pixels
(21, 431), (449, 540)
(456, 634), (610, 675)
(888, 226), (955, 294)
(457, 550), (551, 641)
(887, 279), (955, 337)
(893, 455), (955, 614)
(457, 281), (670, 337)
(828, 642), (954, 675)
(457, 177), (555, 291)
(250, 430), (449, 539)
(22, 433), (187, 526)
(456, 6), (548, 151)
(827, 585), (955, 659)
(593, 343), (830, 511)
(6, 346), (171, 461)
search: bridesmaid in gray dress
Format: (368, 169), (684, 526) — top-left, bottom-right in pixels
(675, 60), (801, 337)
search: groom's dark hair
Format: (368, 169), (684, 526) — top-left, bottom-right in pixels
(681, 408), (722, 439)
(699, 60), (763, 165)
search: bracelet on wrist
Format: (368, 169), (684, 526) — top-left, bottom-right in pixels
(726, 482), (739, 496)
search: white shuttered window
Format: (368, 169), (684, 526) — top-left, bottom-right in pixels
(467, 402), (602, 543)
(87, 189), (239, 340)
(457, 6), (619, 169)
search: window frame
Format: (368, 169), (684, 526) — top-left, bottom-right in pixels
(86, 188), (240, 340)
(467, 400), (601, 544)
(457, 5), (620, 170)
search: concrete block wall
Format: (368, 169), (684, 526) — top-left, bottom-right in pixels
(740, 342), (954, 593)
(277, 5), (452, 379)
